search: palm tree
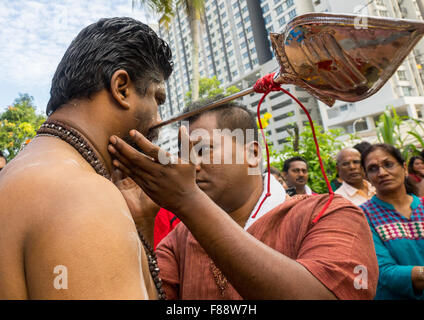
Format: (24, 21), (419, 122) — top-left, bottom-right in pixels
(133, 0), (205, 101)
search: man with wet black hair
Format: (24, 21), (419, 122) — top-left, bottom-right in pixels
(0, 17), (172, 299)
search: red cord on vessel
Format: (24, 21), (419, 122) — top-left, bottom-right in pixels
(251, 72), (334, 223)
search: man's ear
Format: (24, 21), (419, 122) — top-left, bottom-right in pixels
(110, 70), (132, 110)
(245, 141), (261, 167)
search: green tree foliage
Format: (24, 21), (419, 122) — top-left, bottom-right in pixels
(270, 123), (345, 194)
(185, 76), (240, 103)
(0, 94), (46, 161)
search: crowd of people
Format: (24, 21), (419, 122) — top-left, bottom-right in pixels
(0, 17), (423, 300)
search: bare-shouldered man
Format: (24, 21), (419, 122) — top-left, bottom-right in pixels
(0, 17), (173, 299)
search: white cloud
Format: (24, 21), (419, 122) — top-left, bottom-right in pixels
(0, 0), (158, 110)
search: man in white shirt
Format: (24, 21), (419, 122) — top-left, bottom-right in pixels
(335, 148), (375, 206)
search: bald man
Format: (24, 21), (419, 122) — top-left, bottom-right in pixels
(335, 148), (375, 206)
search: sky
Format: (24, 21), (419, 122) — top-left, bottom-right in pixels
(0, 0), (157, 114)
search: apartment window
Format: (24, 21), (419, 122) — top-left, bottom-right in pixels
(248, 37), (254, 44)
(264, 15), (271, 24)
(223, 21), (229, 28)
(397, 70), (407, 80)
(289, 9), (297, 19)
(237, 21), (243, 28)
(401, 86), (413, 96)
(241, 6), (248, 13)
(340, 104), (348, 111)
(379, 10), (388, 17)
(271, 100), (292, 110)
(228, 50), (234, 56)
(239, 31), (244, 38)
(270, 91), (285, 100)
(242, 52), (249, 59)
(286, 0), (294, 8)
(276, 5), (283, 15)
(327, 108), (340, 119)
(244, 16), (250, 23)
(279, 16), (286, 27)
(262, 4), (269, 14)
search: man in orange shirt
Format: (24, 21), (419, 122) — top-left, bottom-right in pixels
(109, 98), (379, 299)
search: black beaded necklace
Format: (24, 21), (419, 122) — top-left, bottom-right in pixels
(36, 120), (166, 300)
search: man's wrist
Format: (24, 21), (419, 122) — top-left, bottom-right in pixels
(172, 186), (207, 218)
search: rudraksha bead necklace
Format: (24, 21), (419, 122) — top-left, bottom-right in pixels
(36, 120), (166, 300)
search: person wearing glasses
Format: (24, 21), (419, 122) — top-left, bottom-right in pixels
(334, 148), (375, 206)
(360, 144), (424, 300)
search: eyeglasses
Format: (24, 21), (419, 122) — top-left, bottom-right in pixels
(366, 161), (399, 175)
(340, 160), (361, 168)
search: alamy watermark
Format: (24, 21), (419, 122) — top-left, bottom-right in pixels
(53, 265), (68, 290)
(353, 265), (368, 290)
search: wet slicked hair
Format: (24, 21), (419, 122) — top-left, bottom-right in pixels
(46, 17), (173, 115)
(182, 95), (259, 143)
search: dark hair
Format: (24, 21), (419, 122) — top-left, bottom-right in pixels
(182, 95), (258, 143)
(283, 156), (308, 172)
(0, 150), (5, 160)
(46, 17), (173, 115)
(353, 141), (372, 156)
(408, 156), (424, 175)
(362, 143), (418, 195)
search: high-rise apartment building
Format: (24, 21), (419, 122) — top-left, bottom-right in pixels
(157, 0), (321, 153)
(313, 0), (424, 139)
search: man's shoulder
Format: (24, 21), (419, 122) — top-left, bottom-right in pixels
(0, 159), (128, 226)
(267, 193), (364, 226)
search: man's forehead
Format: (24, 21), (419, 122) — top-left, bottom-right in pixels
(290, 161), (307, 169)
(340, 152), (361, 161)
(189, 114), (218, 134)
